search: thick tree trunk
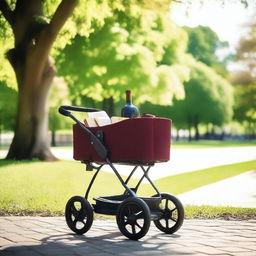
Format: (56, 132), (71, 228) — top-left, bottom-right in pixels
(6, 58), (57, 161)
(0, 0), (78, 161)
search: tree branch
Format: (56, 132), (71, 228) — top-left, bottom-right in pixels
(0, 0), (13, 25)
(28, 0), (78, 84)
(37, 0), (78, 50)
(49, 0), (78, 37)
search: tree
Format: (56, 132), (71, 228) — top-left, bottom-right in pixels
(0, 0), (172, 160)
(56, 11), (189, 115)
(184, 25), (229, 77)
(171, 58), (234, 140)
(0, 0), (79, 160)
(231, 16), (256, 137)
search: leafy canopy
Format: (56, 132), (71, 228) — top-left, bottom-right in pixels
(56, 10), (189, 105)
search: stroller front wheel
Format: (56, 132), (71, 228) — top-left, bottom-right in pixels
(116, 197), (151, 240)
(65, 196), (93, 235)
(153, 193), (184, 234)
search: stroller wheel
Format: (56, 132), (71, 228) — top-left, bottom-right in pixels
(116, 197), (150, 240)
(153, 193), (184, 234)
(65, 196), (93, 235)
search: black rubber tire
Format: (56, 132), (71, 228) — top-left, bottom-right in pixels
(65, 196), (93, 235)
(153, 193), (184, 234)
(116, 197), (151, 240)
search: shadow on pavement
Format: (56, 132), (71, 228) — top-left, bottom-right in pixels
(0, 232), (192, 256)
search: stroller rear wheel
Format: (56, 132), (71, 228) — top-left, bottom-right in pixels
(116, 197), (151, 240)
(65, 196), (93, 235)
(153, 193), (184, 234)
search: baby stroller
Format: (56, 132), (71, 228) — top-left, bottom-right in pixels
(59, 105), (184, 240)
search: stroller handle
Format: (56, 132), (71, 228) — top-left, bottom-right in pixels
(58, 105), (108, 160)
(59, 105), (102, 117)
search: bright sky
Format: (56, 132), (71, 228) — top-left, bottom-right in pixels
(171, 0), (255, 68)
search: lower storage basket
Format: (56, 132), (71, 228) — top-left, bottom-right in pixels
(73, 117), (171, 164)
(93, 194), (161, 216)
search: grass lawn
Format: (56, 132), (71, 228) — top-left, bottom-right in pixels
(0, 160), (148, 215)
(155, 160), (256, 195)
(0, 159), (255, 219)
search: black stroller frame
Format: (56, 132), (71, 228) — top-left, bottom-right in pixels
(59, 105), (184, 240)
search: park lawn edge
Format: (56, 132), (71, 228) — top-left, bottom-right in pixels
(155, 160), (256, 195)
(0, 160), (255, 219)
(0, 205), (255, 221)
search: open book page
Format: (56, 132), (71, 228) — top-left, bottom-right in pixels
(111, 116), (129, 123)
(84, 117), (98, 127)
(84, 111), (129, 127)
(85, 111), (111, 127)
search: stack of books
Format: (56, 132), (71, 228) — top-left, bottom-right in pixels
(84, 111), (128, 127)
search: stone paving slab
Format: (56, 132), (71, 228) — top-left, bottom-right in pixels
(0, 217), (255, 256)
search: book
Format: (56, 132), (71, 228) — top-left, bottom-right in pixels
(111, 116), (128, 123)
(84, 111), (128, 127)
(84, 117), (98, 127)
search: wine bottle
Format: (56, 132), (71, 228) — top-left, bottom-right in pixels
(121, 90), (140, 118)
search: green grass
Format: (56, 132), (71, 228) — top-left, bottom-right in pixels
(0, 160), (148, 215)
(155, 160), (256, 195)
(184, 205), (256, 220)
(172, 140), (256, 149)
(0, 159), (255, 218)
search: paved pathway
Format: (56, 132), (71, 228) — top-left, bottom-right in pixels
(1, 147), (255, 179)
(0, 217), (255, 256)
(51, 147), (256, 180)
(179, 170), (256, 208)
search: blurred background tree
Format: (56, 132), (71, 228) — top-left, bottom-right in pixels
(184, 25), (230, 77)
(49, 77), (71, 146)
(0, 82), (17, 146)
(230, 16), (256, 138)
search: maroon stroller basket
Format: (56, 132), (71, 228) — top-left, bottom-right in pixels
(59, 105), (184, 240)
(73, 116), (171, 164)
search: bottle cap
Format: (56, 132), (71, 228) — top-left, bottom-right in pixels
(126, 90), (131, 96)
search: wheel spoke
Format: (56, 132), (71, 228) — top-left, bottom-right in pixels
(72, 218), (78, 227)
(165, 218), (169, 228)
(135, 221), (142, 229)
(71, 205), (79, 216)
(165, 199), (169, 209)
(132, 224), (136, 234)
(170, 207), (177, 213)
(170, 217), (177, 222)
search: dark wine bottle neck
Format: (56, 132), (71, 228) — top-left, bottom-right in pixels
(126, 90), (132, 104)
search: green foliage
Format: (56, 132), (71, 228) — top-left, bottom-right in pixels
(49, 77), (71, 133)
(184, 25), (229, 77)
(171, 58), (233, 129)
(0, 82), (17, 131)
(0, 19), (15, 89)
(56, 11), (189, 106)
(232, 17), (256, 133)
